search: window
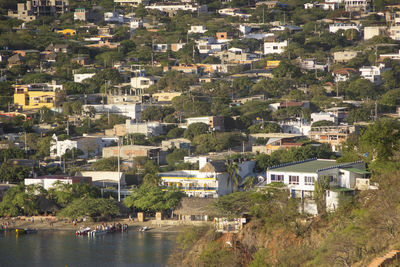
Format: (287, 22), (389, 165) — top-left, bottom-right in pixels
(305, 176), (314, 185)
(273, 46), (278, 50)
(271, 174), (283, 182)
(289, 176), (299, 185)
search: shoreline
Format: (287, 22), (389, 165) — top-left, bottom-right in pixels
(1, 217), (185, 233)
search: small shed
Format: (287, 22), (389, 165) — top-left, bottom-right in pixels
(174, 197), (216, 221)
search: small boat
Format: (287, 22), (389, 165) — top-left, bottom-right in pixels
(88, 229), (108, 237)
(16, 228), (25, 234)
(16, 228), (37, 234)
(138, 226), (149, 232)
(76, 227), (91, 236)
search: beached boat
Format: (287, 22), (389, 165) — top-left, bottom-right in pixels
(88, 229), (108, 237)
(138, 226), (149, 232)
(16, 228), (37, 234)
(15, 228), (25, 234)
(76, 227), (91, 236)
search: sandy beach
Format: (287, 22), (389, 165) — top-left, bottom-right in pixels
(0, 216), (184, 233)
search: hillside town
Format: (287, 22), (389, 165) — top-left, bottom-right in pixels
(1, 0), (400, 266)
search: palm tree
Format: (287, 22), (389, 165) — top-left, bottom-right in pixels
(226, 160), (241, 191)
(243, 176), (256, 191)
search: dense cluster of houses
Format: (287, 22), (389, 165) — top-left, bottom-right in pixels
(1, 0), (396, 218)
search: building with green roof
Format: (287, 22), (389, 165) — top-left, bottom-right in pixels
(265, 158), (368, 214)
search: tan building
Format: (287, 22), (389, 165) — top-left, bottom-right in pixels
(8, 0), (69, 22)
(309, 125), (359, 151)
(364, 26), (387, 40)
(186, 116), (225, 131)
(102, 145), (166, 164)
(333, 51), (361, 63)
(152, 92), (181, 102)
(389, 26), (400, 41)
(214, 48), (256, 64)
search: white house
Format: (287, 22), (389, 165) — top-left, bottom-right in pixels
(345, 0), (370, 12)
(217, 8), (251, 19)
(130, 17), (143, 31)
(359, 63), (389, 85)
(130, 76), (159, 89)
(104, 12), (125, 23)
(145, 3), (207, 13)
(25, 175), (92, 191)
(152, 44), (168, 52)
(196, 39), (226, 54)
(158, 157), (231, 198)
(73, 73), (96, 83)
(264, 40), (288, 55)
(188, 25), (207, 34)
(83, 103), (148, 120)
(265, 158), (369, 214)
(114, 0), (150, 6)
(329, 23), (361, 33)
(50, 134), (118, 159)
(304, 2), (338, 10)
(311, 112), (338, 124)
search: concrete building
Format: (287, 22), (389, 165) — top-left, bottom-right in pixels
(264, 37), (287, 55)
(77, 171), (126, 187)
(73, 73), (95, 83)
(105, 120), (167, 137)
(145, 3), (207, 14)
(265, 158), (368, 214)
(114, 0), (149, 6)
(333, 50), (361, 63)
(359, 63), (389, 85)
(130, 76), (159, 90)
(25, 175), (92, 191)
(186, 116), (224, 131)
(84, 104), (148, 120)
(74, 8), (89, 21)
(298, 58), (328, 71)
(309, 125), (359, 151)
(196, 39), (227, 54)
(311, 112), (338, 124)
(344, 0), (370, 12)
(102, 145), (166, 164)
(329, 23), (361, 33)
(389, 26), (400, 41)
(364, 26), (387, 40)
(304, 2), (338, 10)
(214, 48), (257, 64)
(104, 12), (124, 23)
(188, 25), (207, 34)
(152, 92), (182, 103)
(161, 138), (191, 150)
(158, 157), (231, 198)
(8, 0), (69, 22)
(50, 134), (118, 159)
(13, 83), (63, 110)
(379, 50), (400, 61)
(332, 68), (358, 82)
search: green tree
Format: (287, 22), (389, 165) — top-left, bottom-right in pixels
(184, 122), (209, 140)
(123, 183), (184, 212)
(92, 157), (119, 171)
(58, 198), (120, 219)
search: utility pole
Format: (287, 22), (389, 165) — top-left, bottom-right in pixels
(117, 137), (121, 202)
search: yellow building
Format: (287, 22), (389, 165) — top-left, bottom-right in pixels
(14, 84), (56, 110)
(56, 29), (76, 36)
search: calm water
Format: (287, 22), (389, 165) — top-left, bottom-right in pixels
(0, 230), (176, 267)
